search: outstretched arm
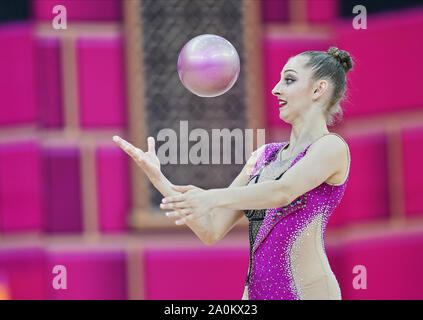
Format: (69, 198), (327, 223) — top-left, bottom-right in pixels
(113, 135), (215, 243)
(162, 135), (348, 223)
(113, 136), (173, 196)
(113, 135), (264, 244)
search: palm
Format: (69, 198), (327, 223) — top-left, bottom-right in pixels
(142, 149), (161, 177)
(113, 135), (161, 180)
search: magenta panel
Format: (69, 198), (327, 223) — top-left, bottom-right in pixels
(0, 141), (44, 232)
(42, 146), (82, 233)
(0, 23), (37, 126)
(76, 36), (127, 128)
(306, 0), (339, 24)
(0, 248), (48, 299)
(31, 0), (122, 21)
(263, 37), (331, 127)
(261, 0), (289, 23)
(46, 250), (127, 299)
(143, 247), (249, 299)
(95, 145), (130, 232)
(35, 37), (63, 128)
(338, 231), (423, 299)
(334, 9), (423, 117)
(401, 126), (423, 217)
(327, 133), (390, 228)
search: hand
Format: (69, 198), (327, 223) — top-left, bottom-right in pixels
(160, 185), (216, 225)
(113, 135), (161, 181)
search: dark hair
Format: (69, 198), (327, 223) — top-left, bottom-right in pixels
(297, 47), (353, 126)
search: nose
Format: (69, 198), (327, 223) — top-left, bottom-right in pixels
(272, 82), (281, 97)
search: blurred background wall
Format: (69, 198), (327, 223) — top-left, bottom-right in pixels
(0, 0), (423, 299)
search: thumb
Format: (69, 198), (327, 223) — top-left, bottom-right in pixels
(171, 184), (196, 193)
(147, 136), (155, 153)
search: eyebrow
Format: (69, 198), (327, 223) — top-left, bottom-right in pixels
(281, 69), (297, 75)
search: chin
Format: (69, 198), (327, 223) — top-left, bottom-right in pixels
(279, 111), (293, 124)
(279, 114), (290, 123)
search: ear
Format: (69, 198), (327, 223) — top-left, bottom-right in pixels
(312, 79), (329, 101)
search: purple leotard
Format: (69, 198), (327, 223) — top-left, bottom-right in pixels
(243, 133), (350, 300)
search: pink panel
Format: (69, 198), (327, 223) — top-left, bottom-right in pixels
(306, 0), (339, 23)
(338, 232), (423, 299)
(35, 37), (63, 128)
(143, 247), (249, 299)
(0, 23), (37, 125)
(401, 126), (423, 217)
(77, 36), (127, 128)
(43, 146), (82, 233)
(334, 9), (423, 117)
(327, 133), (390, 228)
(31, 0), (122, 21)
(0, 248), (48, 299)
(261, 0), (289, 23)
(46, 250), (127, 299)
(0, 141), (44, 232)
(263, 37), (331, 127)
(96, 145), (130, 232)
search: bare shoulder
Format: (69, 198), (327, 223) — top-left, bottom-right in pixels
(310, 133), (349, 153)
(308, 133), (350, 183)
(276, 134), (350, 203)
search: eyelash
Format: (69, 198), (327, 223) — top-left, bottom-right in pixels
(285, 77), (295, 84)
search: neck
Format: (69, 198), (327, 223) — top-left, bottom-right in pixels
(286, 106), (329, 153)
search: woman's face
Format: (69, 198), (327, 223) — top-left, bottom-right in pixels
(271, 55), (317, 123)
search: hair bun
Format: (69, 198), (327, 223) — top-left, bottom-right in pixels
(327, 47), (353, 73)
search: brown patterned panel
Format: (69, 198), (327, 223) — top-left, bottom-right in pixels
(126, 0), (265, 228)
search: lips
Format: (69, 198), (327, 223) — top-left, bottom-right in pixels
(278, 99), (287, 107)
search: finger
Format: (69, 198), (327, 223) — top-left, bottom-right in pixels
(175, 219), (185, 225)
(170, 184), (195, 193)
(175, 213), (196, 225)
(147, 136), (155, 154)
(113, 136), (144, 159)
(160, 201), (189, 210)
(175, 216), (189, 225)
(165, 208), (192, 219)
(115, 136), (142, 158)
(162, 194), (186, 203)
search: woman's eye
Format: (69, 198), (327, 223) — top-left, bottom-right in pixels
(285, 78), (295, 84)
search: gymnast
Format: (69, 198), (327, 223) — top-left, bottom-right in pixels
(114, 47), (353, 300)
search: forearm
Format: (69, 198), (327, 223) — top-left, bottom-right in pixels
(213, 180), (289, 210)
(185, 209), (216, 245)
(150, 171), (177, 197)
(151, 172), (216, 244)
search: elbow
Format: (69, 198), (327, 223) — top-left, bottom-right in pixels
(202, 232), (220, 246)
(202, 237), (216, 246)
(201, 233), (213, 245)
(203, 239), (215, 246)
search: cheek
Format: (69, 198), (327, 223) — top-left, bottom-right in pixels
(290, 83), (311, 101)
(285, 84), (303, 101)
(285, 87), (311, 110)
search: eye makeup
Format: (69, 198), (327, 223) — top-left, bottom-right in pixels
(285, 77), (295, 84)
